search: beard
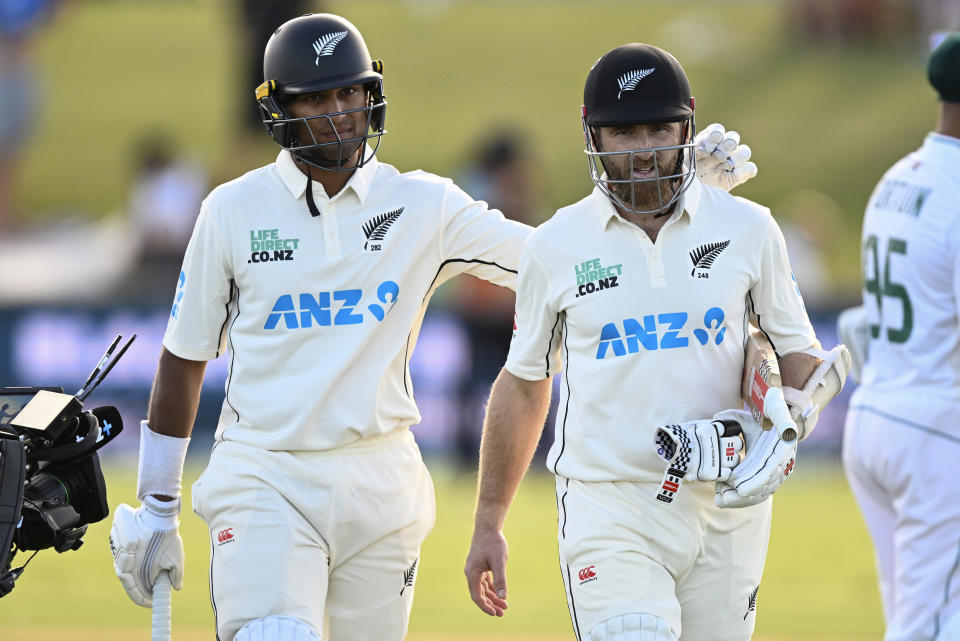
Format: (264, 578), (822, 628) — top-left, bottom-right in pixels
(604, 151), (681, 212)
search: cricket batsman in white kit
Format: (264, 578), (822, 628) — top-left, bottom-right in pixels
(105, 13), (529, 641)
(105, 14), (760, 640)
(465, 44), (849, 641)
(839, 32), (960, 641)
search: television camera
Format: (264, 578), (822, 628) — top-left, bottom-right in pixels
(0, 334), (135, 597)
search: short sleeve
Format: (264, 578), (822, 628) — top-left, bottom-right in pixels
(439, 182), (531, 290)
(505, 240), (562, 380)
(748, 213), (818, 355)
(162, 200), (233, 361)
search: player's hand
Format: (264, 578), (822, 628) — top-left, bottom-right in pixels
(655, 418), (744, 482)
(714, 409), (797, 508)
(109, 495), (184, 607)
(464, 527), (510, 617)
(694, 123), (758, 192)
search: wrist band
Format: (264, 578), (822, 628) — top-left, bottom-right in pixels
(136, 420), (190, 501)
(140, 494), (181, 531)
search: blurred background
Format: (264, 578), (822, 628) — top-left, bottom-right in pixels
(0, 0), (956, 639)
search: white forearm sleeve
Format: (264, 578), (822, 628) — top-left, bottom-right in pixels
(136, 420), (190, 500)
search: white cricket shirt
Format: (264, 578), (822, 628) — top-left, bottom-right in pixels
(852, 133), (960, 428)
(506, 179), (817, 482)
(163, 149), (530, 451)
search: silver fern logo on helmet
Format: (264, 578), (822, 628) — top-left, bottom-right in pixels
(313, 31), (348, 65)
(617, 68), (655, 100)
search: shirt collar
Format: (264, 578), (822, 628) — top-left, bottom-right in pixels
(276, 147), (378, 204)
(924, 132), (960, 159)
(594, 175), (703, 230)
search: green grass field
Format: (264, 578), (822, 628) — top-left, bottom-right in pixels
(0, 462), (883, 640)
(17, 0), (937, 293)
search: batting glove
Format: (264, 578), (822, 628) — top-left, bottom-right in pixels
(655, 418), (744, 483)
(694, 123), (758, 192)
(109, 495), (184, 607)
(714, 409), (797, 508)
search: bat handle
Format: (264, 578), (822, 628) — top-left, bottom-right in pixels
(764, 387), (798, 442)
(152, 571), (173, 641)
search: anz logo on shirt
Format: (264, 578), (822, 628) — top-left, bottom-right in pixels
(171, 271), (186, 319)
(264, 280), (400, 330)
(596, 306), (727, 359)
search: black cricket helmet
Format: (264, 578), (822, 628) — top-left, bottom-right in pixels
(581, 43), (697, 215)
(256, 13), (386, 172)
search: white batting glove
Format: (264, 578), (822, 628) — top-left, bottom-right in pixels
(714, 409), (797, 508)
(655, 418), (744, 483)
(109, 495), (184, 607)
(694, 123), (758, 192)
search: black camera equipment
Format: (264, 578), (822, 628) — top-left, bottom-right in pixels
(0, 334), (135, 597)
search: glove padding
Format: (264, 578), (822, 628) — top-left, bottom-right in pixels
(655, 418), (744, 482)
(110, 495), (184, 607)
(714, 409), (797, 508)
(694, 123), (758, 192)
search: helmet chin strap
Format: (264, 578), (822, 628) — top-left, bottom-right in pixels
(305, 167), (322, 218)
(653, 205), (675, 219)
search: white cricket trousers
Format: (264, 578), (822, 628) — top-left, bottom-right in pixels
(555, 476), (772, 641)
(843, 404), (960, 641)
(191, 427), (436, 641)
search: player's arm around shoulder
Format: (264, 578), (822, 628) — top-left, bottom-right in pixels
(465, 368), (552, 617)
(437, 177), (533, 290)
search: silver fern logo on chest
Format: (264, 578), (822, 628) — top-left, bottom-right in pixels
(689, 240), (730, 278)
(362, 207), (404, 251)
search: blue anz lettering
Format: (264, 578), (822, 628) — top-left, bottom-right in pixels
(623, 315), (657, 352)
(333, 290), (363, 325)
(298, 292), (331, 327)
(596, 307), (726, 359)
(264, 295), (298, 330)
(596, 323), (627, 358)
(657, 312), (689, 349)
(264, 281), (400, 330)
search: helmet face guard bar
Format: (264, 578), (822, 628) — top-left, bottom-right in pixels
(582, 114), (697, 216)
(279, 101), (385, 172)
(257, 79), (387, 173)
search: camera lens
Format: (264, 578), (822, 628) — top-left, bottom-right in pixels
(23, 465), (87, 505)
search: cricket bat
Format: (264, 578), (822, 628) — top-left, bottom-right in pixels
(741, 323), (799, 442)
(152, 570), (172, 641)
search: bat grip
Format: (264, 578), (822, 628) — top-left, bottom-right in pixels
(152, 571), (173, 641)
(764, 387), (798, 442)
